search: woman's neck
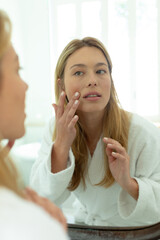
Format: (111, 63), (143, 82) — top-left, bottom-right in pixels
(78, 111), (104, 155)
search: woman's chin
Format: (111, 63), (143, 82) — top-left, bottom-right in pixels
(14, 126), (25, 140)
(78, 106), (106, 114)
(19, 128), (25, 138)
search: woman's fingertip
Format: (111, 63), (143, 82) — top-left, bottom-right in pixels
(61, 91), (65, 97)
(103, 137), (108, 142)
(112, 151), (116, 156)
(74, 92), (79, 97)
(107, 143), (112, 147)
(74, 115), (78, 120)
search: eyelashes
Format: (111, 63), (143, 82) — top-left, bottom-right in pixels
(96, 70), (106, 74)
(18, 66), (23, 71)
(74, 71), (83, 76)
(17, 66), (23, 76)
(73, 69), (107, 76)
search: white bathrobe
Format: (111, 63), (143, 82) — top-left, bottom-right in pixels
(0, 187), (68, 240)
(30, 114), (160, 226)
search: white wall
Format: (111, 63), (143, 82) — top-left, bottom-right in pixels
(0, 0), (52, 144)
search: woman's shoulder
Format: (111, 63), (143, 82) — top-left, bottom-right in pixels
(0, 187), (68, 240)
(129, 113), (160, 140)
(130, 113), (159, 133)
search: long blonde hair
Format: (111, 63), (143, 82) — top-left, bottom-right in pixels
(53, 37), (131, 190)
(0, 10), (24, 197)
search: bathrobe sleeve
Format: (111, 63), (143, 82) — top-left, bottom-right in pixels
(30, 118), (75, 206)
(118, 114), (160, 225)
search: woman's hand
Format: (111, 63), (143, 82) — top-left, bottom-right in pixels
(0, 140), (15, 157)
(53, 91), (80, 152)
(103, 137), (139, 200)
(51, 91), (80, 173)
(24, 187), (67, 231)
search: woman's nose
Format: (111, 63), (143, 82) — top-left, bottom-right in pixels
(88, 82), (97, 87)
(87, 74), (97, 87)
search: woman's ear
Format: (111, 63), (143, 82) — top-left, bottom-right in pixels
(58, 78), (64, 91)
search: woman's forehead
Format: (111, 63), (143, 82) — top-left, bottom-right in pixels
(65, 46), (108, 69)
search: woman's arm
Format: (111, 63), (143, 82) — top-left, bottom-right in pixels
(30, 91), (80, 204)
(116, 115), (160, 223)
(29, 118), (75, 205)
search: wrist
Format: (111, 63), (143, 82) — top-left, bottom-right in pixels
(53, 141), (70, 158)
(123, 178), (139, 200)
(54, 139), (71, 155)
(51, 142), (70, 173)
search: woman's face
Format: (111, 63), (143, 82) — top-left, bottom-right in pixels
(63, 46), (111, 114)
(0, 45), (28, 140)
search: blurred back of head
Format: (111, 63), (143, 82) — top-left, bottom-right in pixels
(0, 10), (11, 60)
(0, 10), (24, 197)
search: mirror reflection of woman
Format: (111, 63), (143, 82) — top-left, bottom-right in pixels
(0, 10), (68, 239)
(30, 37), (160, 226)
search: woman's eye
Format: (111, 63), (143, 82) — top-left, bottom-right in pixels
(17, 66), (23, 73)
(74, 71), (83, 76)
(96, 69), (106, 74)
(17, 66), (23, 76)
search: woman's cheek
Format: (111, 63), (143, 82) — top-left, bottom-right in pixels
(64, 78), (83, 100)
(64, 84), (73, 100)
(65, 90), (76, 101)
(68, 87), (81, 100)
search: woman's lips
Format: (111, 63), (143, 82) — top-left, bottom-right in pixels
(83, 92), (101, 98)
(83, 93), (101, 101)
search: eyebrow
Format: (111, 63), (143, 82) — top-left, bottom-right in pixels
(70, 62), (108, 69)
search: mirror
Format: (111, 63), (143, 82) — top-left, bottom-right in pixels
(48, 0), (160, 229)
(2, 0), (160, 231)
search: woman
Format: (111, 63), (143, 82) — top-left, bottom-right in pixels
(0, 10), (68, 240)
(30, 37), (160, 227)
